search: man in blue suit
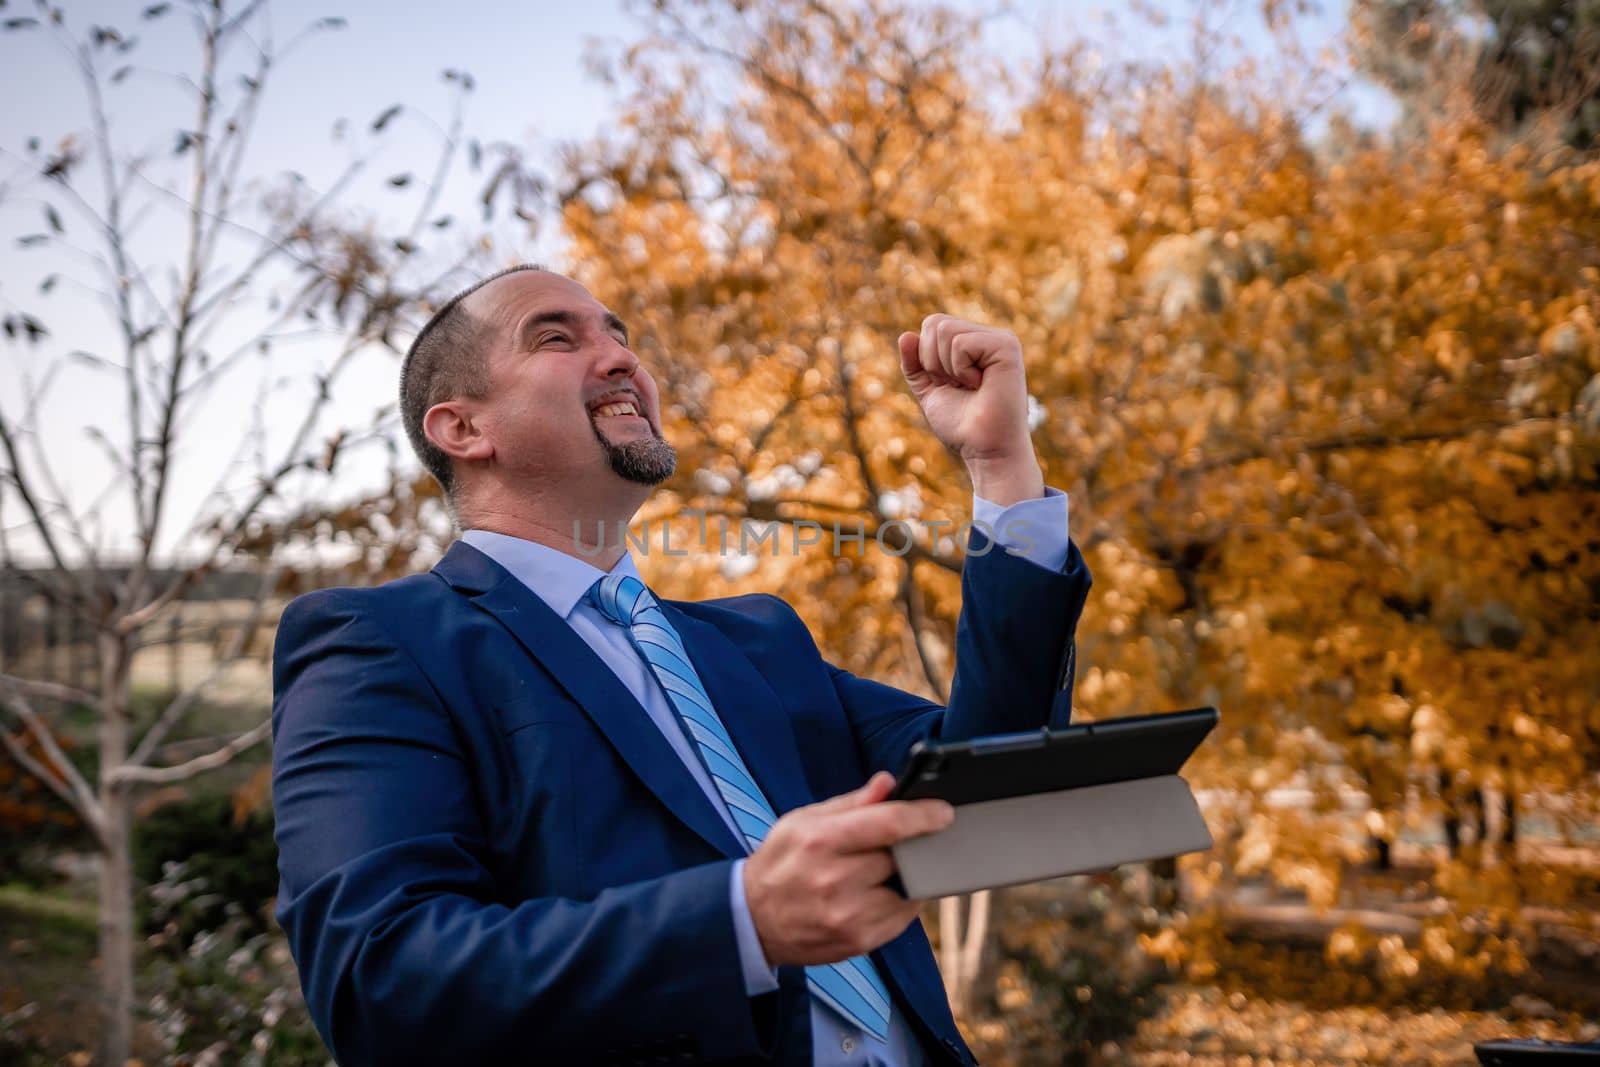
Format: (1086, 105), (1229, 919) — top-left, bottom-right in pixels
(272, 266), (1091, 1065)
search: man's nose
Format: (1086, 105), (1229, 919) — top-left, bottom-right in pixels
(596, 338), (639, 379)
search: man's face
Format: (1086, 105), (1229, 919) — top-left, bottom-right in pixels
(467, 270), (676, 491)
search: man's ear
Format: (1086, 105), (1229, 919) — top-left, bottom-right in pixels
(423, 399), (494, 465)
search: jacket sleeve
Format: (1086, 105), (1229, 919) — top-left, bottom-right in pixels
(830, 527), (1092, 776)
(271, 590), (773, 1066)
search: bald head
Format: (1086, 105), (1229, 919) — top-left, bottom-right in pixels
(399, 264), (546, 495)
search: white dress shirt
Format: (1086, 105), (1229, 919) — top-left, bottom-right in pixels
(462, 488), (1069, 1066)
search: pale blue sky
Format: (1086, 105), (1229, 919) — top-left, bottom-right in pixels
(0, 0), (1387, 562)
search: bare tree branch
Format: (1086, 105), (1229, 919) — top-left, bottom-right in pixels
(108, 719), (270, 786)
(0, 672), (96, 708)
(0, 685), (103, 838)
(0, 722), (104, 845)
(133, 0), (229, 592)
(898, 561), (951, 702)
(15, 361), (111, 594)
(118, 336), (366, 634)
(406, 83), (469, 240)
(0, 408), (88, 605)
(76, 33), (156, 554)
(1090, 415), (1569, 521)
(128, 565), (280, 768)
(652, 3), (876, 184)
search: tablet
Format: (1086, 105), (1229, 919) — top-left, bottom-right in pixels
(1474, 1039), (1600, 1065)
(889, 707), (1219, 805)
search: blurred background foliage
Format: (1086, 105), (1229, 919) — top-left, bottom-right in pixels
(3, 0), (1599, 1062)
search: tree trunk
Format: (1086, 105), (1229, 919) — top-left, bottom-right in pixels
(938, 891), (993, 1019)
(939, 895), (963, 1012)
(958, 889), (990, 1015)
(98, 785), (134, 1065)
(97, 631), (135, 1066)
(1438, 771), (1462, 858)
(1150, 856), (1181, 911)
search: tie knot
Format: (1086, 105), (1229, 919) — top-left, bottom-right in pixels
(588, 573), (653, 626)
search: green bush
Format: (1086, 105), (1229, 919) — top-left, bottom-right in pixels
(981, 870), (1175, 1065)
(134, 793), (278, 945)
(143, 861), (328, 1066)
(0, 1004), (51, 1067)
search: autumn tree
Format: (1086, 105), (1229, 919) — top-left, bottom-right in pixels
(548, 0), (1600, 1007)
(0, 2), (490, 1060)
(1352, 0), (1600, 150)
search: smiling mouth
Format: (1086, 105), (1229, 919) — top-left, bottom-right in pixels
(589, 394), (648, 426)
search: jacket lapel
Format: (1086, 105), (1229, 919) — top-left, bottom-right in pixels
(660, 602), (816, 819)
(433, 542), (744, 860)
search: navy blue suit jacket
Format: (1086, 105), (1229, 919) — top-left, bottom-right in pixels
(271, 531), (1091, 1065)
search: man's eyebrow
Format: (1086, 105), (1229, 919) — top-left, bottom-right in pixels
(603, 313), (630, 344)
(516, 309), (631, 346)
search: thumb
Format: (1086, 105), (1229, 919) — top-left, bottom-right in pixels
(812, 771), (896, 814)
(897, 331), (923, 382)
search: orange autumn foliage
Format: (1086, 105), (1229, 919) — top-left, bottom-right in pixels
(551, 0), (1600, 985)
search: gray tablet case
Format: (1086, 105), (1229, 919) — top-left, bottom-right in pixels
(891, 773), (1212, 900)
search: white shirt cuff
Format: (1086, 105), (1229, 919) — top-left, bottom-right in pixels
(972, 487), (1071, 572)
(729, 859), (780, 995)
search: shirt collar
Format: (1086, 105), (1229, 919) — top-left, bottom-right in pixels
(460, 529), (643, 620)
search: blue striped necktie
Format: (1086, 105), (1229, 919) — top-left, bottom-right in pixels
(588, 573), (892, 1042)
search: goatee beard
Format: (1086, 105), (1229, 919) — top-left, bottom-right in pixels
(590, 418), (677, 485)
